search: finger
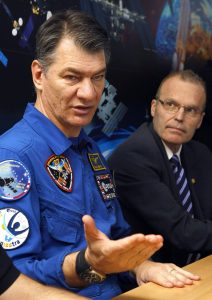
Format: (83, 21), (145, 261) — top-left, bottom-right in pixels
(143, 271), (176, 288)
(138, 237), (163, 258)
(136, 240), (163, 256)
(99, 236), (159, 268)
(167, 266), (200, 287)
(118, 239), (163, 268)
(172, 265), (200, 281)
(166, 277), (185, 288)
(145, 234), (164, 244)
(168, 269), (193, 286)
(110, 234), (146, 252)
(131, 235), (163, 257)
(111, 234), (161, 256)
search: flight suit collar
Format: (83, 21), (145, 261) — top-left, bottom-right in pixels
(23, 103), (90, 154)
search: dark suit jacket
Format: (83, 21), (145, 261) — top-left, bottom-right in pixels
(108, 122), (212, 267)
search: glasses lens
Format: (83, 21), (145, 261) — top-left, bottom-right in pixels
(164, 100), (179, 112)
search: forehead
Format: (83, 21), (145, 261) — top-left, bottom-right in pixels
(160, 76), (206, 107)
(50, 37), (106, 73)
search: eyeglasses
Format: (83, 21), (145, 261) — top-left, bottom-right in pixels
(156, 98), (204, 118)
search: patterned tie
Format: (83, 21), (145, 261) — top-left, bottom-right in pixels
(170, 154), (200, 264)
(170, 154), (194, 216)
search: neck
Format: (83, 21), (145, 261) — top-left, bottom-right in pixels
(164, 142), (181, 154)
(34, 98), (81, 138)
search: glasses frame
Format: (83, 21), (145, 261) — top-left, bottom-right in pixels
(155, 97), (204, 118)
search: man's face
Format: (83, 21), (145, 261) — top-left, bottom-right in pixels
(32, 37), (106, 137)
(151, 76), (205, 152)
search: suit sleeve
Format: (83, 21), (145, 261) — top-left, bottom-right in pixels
(108, 141), (212, 254)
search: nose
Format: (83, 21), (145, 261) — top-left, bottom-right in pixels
(77, 79), (97, 101)
(174, 107), (185, 121)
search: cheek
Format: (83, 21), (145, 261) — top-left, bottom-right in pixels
(43, 83), (60, 102)
(154, 114), (167, 131)
(186, 127), (196, 139)
(186, 119), (201, 134)
(96, 83), (105, 96)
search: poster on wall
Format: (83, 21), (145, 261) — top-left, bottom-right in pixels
(0, 0), (211, 156)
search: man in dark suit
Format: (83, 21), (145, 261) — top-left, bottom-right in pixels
(108, 69), (212, 267)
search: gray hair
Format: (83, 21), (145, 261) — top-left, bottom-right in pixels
(35, 10), (111, 72)
(155, 69), (207, 110)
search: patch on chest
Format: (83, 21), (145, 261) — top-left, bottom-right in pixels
(95, 174), (116, 201)
(88, 153), (106, 171)
(45, 155), (73, 192)
(0, 207), (30, 250)
(0, 160), (31, 201)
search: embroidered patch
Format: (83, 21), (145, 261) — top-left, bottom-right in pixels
(0, 160), (31, 201)
(46, 155), (73, 192)
(0, 207), (30, 250)
(95, 174), (116, 200)
(88, 153), (106, 171)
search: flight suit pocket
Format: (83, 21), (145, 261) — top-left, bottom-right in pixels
(38, 185), (84, 246)
(45, 214), (79, 243)
(41, 201), (83, 245)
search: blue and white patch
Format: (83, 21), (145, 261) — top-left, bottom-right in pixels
(0, 207), (30, 250)
(0, 160), (31, 200)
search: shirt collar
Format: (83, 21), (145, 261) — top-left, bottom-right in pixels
(161, 139), (182, 161)
(23, 103), (90, 155)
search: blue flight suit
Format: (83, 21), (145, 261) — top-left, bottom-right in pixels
(0, 103), (132, 300)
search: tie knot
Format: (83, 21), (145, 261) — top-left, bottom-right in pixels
(170, 154), (180, 164)
(170, 154), (181, 171)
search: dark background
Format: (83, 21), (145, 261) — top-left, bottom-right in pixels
(0, 0), (211, 156)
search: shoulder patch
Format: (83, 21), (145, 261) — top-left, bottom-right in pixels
(45, 155), (73, 192)
(0, 160), (31, 201)
(0, 207), (30, 250)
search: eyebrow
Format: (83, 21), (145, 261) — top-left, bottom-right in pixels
(62, 67), (107, 75)
(165, 98), (201, 109)
(168, 98), (196, 105)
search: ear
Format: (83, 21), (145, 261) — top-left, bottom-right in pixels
(31, 60), (43, 91)
(150, 99), (157, 117)
(196, 112), (205, 129)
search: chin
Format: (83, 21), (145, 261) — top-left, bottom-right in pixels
(168, 139), (183, 145)
(72, 120), (92, 129)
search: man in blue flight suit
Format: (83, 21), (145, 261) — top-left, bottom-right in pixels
(0, 10), (199, 300)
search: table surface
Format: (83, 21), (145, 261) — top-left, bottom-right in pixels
(113, 255), (212, 300)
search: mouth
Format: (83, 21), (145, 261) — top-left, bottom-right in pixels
(166, 126), (186, 134)
(72, 105), (94, 115)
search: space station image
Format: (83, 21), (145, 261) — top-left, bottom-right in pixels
(0, 0), (211, 157)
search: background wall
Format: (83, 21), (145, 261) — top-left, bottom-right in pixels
(0, 0), (211, 157)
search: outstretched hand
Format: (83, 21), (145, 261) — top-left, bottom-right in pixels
(82, 215), (163, 274)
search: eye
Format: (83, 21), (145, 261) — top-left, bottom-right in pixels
(185, 107), (198, 115)
(92, 74), (105, 81)
(65, 75), (78, 80)
(165, 100), (178, 109)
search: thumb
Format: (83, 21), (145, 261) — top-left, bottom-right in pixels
(82, 215), (107, 245)
(82, 215), (99, 242)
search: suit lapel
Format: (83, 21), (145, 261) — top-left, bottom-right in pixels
(181, 146), (203, 218)
(148, 123), (181, 202)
